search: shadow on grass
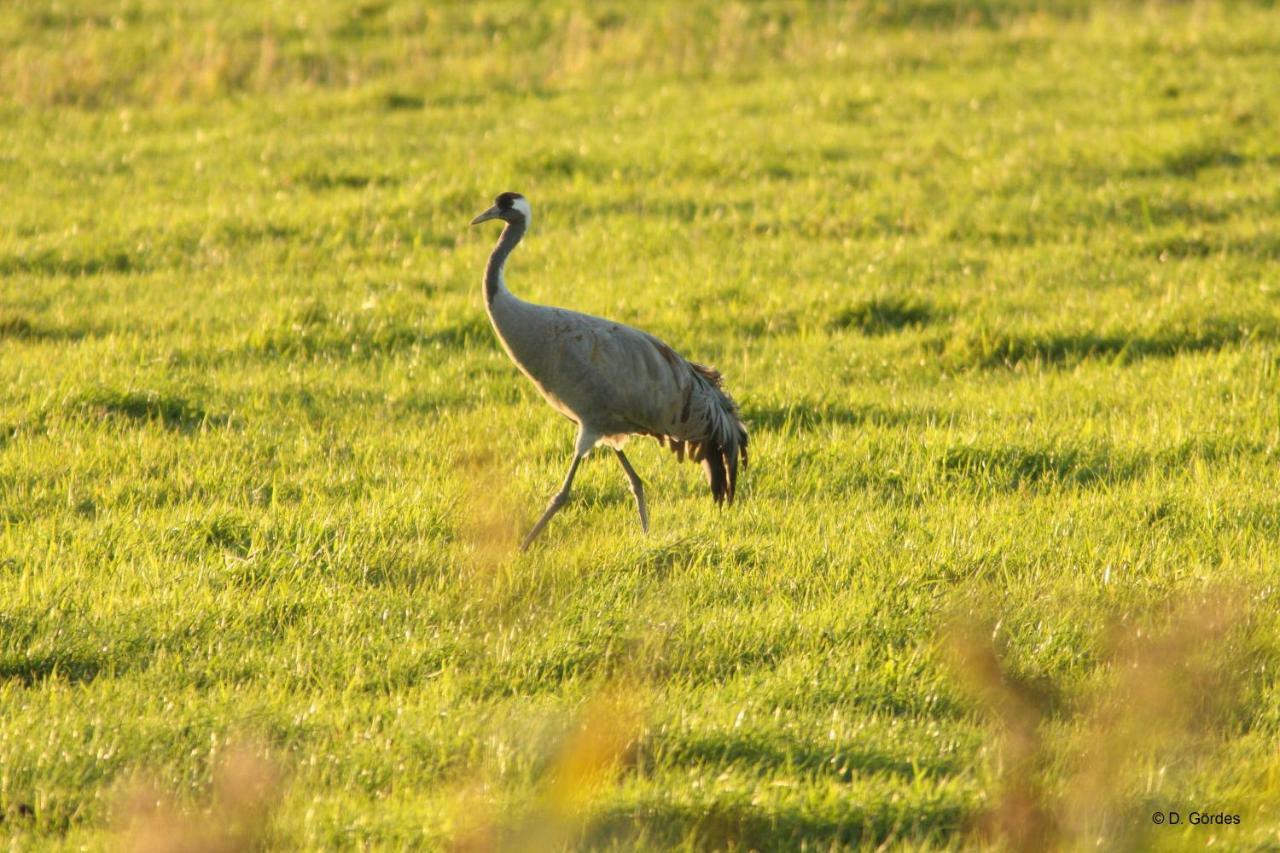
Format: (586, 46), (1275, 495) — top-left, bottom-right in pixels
(745, 400), (947, 432)
(585, 798), (964, 850)
(1148, 232), (1280, 261)
(1153, 139), (1246, 178)
(935, 314), (1280, 370)
(247, 307), (493, 360)
(381, 91), (424, 110)
(936, 436), (1244, 493)
(0, 651), (106, 686)
(199, 513), (253, 556)
(577, 197), (756, 224)
(827, 296), (936, 335)
(646, 729), (961, 781)
(0, 313), (93, 343)
(207, 221), (300, 246)
(0, 247), (142, 277)
(71, 387), (232, 432)
(290, 168), (400, 191)
(629, 537), (753, 581)
(937, 444), (1140, 490)
(1105, 195), (1233, 230)
(520, 149), (613, 181)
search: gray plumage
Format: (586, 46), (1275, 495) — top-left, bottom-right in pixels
(470, 192), (748, 550)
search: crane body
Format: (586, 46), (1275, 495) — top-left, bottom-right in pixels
(470, 192), (747, 549)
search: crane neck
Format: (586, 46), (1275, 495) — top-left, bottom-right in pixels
(484, 219), (526, 306)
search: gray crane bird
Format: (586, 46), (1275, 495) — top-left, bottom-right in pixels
(470, 192), (748, 550)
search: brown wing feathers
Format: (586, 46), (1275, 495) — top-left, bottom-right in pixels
(654, 359), (749, 505)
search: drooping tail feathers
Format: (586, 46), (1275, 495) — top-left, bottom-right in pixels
(660, 362), (748, 505)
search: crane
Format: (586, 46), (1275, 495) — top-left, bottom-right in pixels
(470, 192), (748, 550)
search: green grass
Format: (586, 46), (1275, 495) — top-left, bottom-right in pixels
(3, 0), (1280, 848)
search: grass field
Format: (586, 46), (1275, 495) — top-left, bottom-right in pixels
(3, 0), (1280, 848)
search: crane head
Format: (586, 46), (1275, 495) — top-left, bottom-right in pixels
(470, 192), (532, 227)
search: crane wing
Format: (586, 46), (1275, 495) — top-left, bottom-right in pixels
(489, 297), (748, 503)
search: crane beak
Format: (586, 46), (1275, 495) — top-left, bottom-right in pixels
(470, 206), (501, 225)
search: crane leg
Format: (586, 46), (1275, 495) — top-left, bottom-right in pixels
(614, 450), (648, 533)
(520, 454), (583, 551)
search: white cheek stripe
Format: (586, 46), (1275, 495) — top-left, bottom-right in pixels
(512, 196), (533, 225)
